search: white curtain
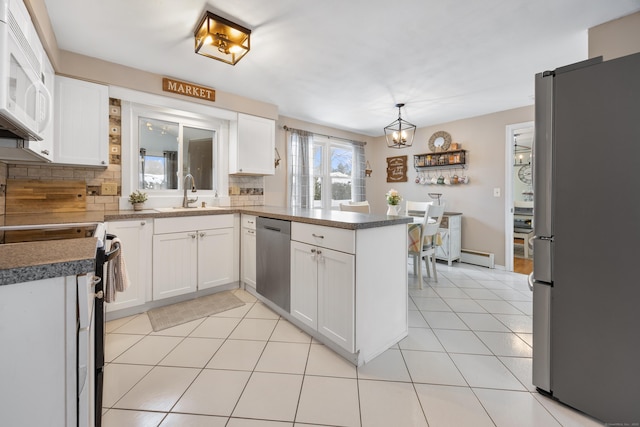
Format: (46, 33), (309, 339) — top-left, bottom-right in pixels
(288, 129), (313, 208)
(352, 143), (366, 202)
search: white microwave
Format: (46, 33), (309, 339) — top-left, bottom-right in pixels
(0, 0), (51, 141)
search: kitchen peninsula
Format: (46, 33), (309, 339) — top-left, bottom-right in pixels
(1, 206), (412, 366)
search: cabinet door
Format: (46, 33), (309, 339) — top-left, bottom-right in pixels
(54, 76), (109, 166)
(153, 232), (198, 299)
(231, 113), (275, 175)
(290, 241), (318, 330)
(198, 228), (236, 290)
(317, 248), (355, 352)
(242, 227), (257, 289)
(105, 219), (152, 312)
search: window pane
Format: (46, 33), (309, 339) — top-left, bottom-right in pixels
(313, 145), (323, 175)
(183, 126), (214, 190)
(331, 178), (351, 203)
(139, 117), (179, 189)
(331, 145), (353, 206)
(314, 177), (323, 208)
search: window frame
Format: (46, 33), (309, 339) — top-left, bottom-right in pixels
(311, 135), (356, 210)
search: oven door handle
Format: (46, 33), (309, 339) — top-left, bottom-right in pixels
(104, 240), (120, 263)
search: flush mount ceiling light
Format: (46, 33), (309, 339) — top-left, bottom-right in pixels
(194, 11), (251, 65)
(384, 103), (416, 149)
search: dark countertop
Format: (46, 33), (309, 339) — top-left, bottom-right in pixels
(0, 206), (412, 286)
(3, 206), (413, 230)
(0, 237), (98, 286)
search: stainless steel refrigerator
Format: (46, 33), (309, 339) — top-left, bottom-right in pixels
(532, 52), (640, 424)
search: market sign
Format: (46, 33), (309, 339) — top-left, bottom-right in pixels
(162, 78), (216, 102)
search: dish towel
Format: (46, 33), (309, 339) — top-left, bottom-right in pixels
(105, 237), (130, 303)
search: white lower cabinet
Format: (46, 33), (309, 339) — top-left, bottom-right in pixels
(0, 275), (81, 427)
(435, 213), (462, 265)
(198, 228), (236, 290)
(241, 214), (257, 289)
(105, 219), (152, 312)
(290, 224), (355, 353)
(153, 215), (238, 300)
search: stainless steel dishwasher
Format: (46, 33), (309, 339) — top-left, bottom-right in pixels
(256, 217), (291, 312)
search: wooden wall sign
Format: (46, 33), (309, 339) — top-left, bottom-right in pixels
(162, 78), (216, 102)
(386, 155), (408, 183)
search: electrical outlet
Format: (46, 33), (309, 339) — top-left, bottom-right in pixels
(493, 187), (501, 197)
(101, 182), (118, 196)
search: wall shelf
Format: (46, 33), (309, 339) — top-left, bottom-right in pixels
(414, 150), (467, 171)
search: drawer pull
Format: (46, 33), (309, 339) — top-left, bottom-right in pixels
(312, 233), (325, 239)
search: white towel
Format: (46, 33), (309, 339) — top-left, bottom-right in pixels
(105, 238), (130, 303)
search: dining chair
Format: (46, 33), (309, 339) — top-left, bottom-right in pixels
(408, 203), (445, 287)
(404, 200), (432, 218)
(339, 201), (371, 213)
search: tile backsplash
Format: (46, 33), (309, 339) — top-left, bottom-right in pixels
(5, 163), (122, 212)
(0, 162), (7, 217)
(228, 175), (264, 206)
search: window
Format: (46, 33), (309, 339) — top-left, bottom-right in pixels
(289, 131), (365, 209)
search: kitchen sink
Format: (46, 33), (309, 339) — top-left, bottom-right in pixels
(154, 206), (225, 213)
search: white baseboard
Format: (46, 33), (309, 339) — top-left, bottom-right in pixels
(461, 249), (495, 269)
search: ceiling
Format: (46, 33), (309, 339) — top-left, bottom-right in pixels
(42, 0), (640, 137)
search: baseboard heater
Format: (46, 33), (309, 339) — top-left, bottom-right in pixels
(461, 249), (495, 269)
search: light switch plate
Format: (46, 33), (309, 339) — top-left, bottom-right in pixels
(101, 182), (118, 196)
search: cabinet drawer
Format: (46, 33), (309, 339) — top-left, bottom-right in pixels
(155, 214), (234, 234)
(291, 222), (355, 254)
(242, 214), (257, 230)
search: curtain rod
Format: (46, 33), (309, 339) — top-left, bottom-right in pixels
(283, 125), (367, 146)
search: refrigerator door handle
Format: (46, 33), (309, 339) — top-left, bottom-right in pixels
(532, 281), (552, 393)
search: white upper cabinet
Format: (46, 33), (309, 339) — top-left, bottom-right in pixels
(54, 76), (109, 166)
(229, 113), (275, 175)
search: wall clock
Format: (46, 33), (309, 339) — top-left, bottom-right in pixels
(518, 164), (532, 184)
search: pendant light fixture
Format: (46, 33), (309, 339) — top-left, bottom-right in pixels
(384, 103), (416, 149)
(194, 11), (251, 65)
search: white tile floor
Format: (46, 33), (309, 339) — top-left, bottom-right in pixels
(102, 262), (604, 427)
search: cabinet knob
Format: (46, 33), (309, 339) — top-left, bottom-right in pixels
(189, 233), (197, 239)
(311, 248), (316, 253)
(140, 221), (146, 226)
(101, 160), (106, 165)
(41, 149), (50, 155)
(199, 232), (206, 238)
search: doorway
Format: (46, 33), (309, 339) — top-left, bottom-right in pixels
(505, 122), (534, 274)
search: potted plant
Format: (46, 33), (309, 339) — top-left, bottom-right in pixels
(128, 190), (148, 211)
(385, 189), (402, 215)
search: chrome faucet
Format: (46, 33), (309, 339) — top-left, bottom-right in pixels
(182, 173), (198, 208)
